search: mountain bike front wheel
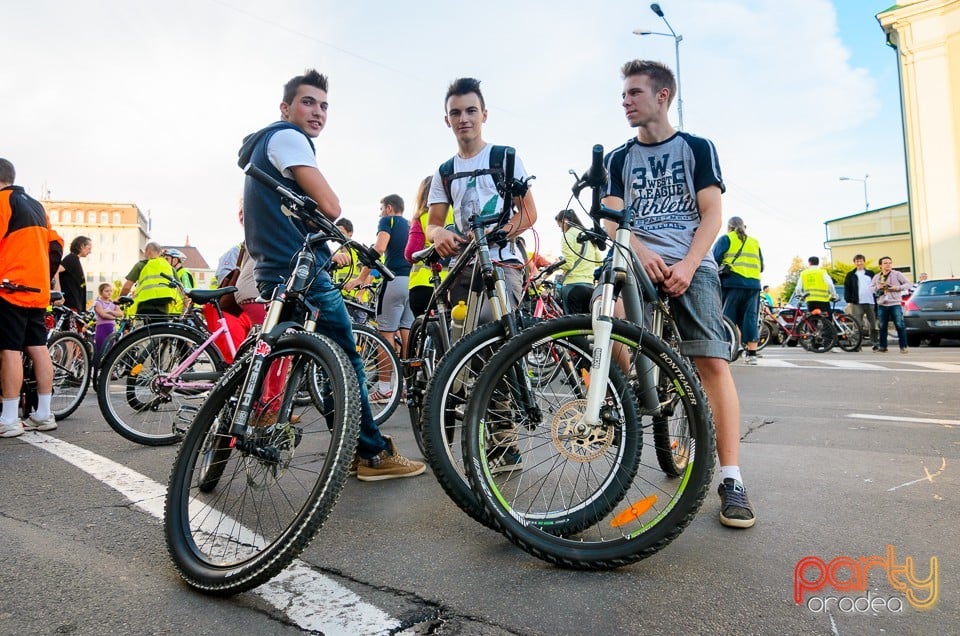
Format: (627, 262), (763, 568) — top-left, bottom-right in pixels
(164, 331), (359, 596)
(463, 315), (715, 569)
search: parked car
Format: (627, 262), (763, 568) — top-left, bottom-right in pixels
(902, 278), (960, 346)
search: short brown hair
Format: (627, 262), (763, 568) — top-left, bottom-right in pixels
(445, 77), (485, 112)
(621, 59), (677, 107)
(283, 70), (328, 104)
(381, 194), (404, 213)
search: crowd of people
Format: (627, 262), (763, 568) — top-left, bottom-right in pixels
(1, 60), (762, 528)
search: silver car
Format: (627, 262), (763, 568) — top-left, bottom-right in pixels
(902, 278), (960, 347)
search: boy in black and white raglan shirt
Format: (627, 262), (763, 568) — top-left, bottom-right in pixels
(602, 59), (756, 529)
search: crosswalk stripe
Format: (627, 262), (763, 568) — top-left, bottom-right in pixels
(19, 432), (401, 635)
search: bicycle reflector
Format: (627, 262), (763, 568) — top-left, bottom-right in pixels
(811, 308), (822, 315)
(609, 495), (658, 528)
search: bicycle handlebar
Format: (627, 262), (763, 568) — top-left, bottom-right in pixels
(0, 279), (42, 294)
(242, 163), (395, 281)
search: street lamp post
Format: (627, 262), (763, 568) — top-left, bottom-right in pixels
(632, 3), (684, 130)
(839, 174), (870, 210)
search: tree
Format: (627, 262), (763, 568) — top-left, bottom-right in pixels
(780, 256), (805, 304)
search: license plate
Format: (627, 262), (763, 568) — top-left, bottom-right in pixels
(933, 320), (960, 327)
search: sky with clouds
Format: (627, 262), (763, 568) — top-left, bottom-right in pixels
(3, 0), (907, 283)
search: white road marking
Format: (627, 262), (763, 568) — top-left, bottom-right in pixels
(848, 413), (960, 426)
(20, 432), (401, 635)
(747, 356), (960, 372)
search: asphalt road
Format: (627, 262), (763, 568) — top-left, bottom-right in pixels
(1, 342), (958, 635)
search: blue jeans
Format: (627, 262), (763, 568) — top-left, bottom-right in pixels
(261, 275), (388, 458)
(877, 303), (907, 350)
(720, 286), (760, 344)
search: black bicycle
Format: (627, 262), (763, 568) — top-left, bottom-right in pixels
(164, 164), (393, 595)
(404, 148), (539, 528)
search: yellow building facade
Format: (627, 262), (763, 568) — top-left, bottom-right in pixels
(44, 200), (150, 306)
(878, 0), (960, 278)
(824, 203), (913, 271)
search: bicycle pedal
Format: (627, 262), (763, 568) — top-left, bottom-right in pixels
(174, 405), (199, 434)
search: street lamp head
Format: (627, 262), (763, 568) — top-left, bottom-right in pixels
(651, 3), (665, 17)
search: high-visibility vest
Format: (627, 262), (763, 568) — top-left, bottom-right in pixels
(721, 231), (761, 280)
(409, 206), (454, 289)
(800, 266), (831, 302)
(133, 257), (177, 312)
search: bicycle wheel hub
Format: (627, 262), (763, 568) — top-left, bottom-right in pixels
(551, 399), (614, 462)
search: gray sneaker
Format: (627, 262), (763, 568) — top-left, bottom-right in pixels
(22, 413), (57, 432)
(0, 421), (24, 438)
(718, 478), (755, 528)
(743, 355), (758, 365)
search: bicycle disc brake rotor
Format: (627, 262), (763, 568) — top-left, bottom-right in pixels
(551, 399), (614, 462)
(243, 424), (296, 489)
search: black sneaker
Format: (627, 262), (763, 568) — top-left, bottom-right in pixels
(718, 478), (755, 528)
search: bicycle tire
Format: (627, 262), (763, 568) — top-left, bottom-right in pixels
(48, 332), (92, 420)
(420, 322), (506, 527)
(756, 319), (775, 352)
(464, 315), (715, 569)
(798, 314), (836, 353)
(97, 325), (225, 446)
(833, 313), (863, 352)
(165, 331), (360, 595)
(405, 314), (445, 457)
(352, 323), (402, 425)
(722, 315), (742, 362)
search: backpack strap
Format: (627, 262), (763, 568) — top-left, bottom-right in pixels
(439, 156), (456, 204)
(438, 145), (511, 204)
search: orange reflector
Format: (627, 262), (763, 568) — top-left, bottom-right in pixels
(580, 367), (590, 388)
(609, 495), (657, 528)
(130, 363), (143, 376)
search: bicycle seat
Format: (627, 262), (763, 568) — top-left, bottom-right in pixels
(411, 246), (439, 264)
(117, 296), (134, 307)
(187, 287), (238, 305)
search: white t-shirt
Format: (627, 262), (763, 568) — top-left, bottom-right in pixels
(855, 270), (873, 304)
(267, 128), (318, 177)
(427, 144), (529, 263)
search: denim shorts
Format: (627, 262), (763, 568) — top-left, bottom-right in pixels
(666, 266), (731, 360)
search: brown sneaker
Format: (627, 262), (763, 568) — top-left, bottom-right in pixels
(357, 446), (425, 482)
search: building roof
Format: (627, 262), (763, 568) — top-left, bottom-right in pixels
(163, 240), (211, 269)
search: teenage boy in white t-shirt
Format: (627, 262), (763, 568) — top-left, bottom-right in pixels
(426, 78), (539, 331)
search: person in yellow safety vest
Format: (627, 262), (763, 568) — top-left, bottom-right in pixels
(405, 175), (454, 318)
(331, 218), (365, 301)
(119, 241), (178, 322)
(163, 247), (194, 314)
(555, 208), (602, 314)
(712, 216), (764, 364)
(795, 255), (837, 316)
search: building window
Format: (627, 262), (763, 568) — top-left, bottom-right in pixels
(113, 212), (121, 224)
(62, 211), (71, 223)
(101, 212), (108, 224)
(49, 210), (58, 223)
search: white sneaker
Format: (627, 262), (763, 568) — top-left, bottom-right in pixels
(743, 356), (758, 366)
(23, 413), (57, 432)
(0, 421), (24, 438)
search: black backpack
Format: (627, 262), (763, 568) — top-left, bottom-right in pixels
(438, 145), (509, 205)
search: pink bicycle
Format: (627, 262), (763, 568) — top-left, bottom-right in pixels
(95, 284), (249, 445)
